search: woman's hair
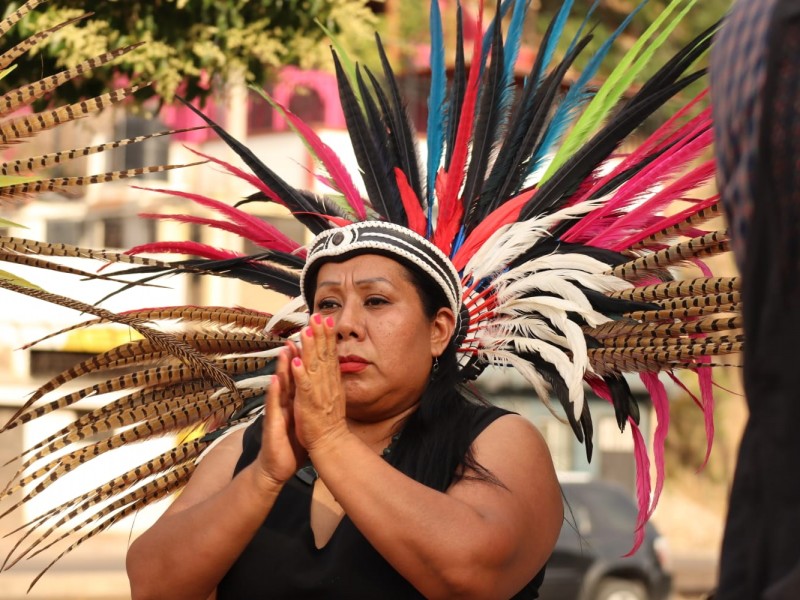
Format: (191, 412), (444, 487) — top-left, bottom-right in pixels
(387, 259), (502, 492)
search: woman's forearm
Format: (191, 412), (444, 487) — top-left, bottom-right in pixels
(307, 418), (560, 600)
(308, 434), (516, 599)
(126, 463), (283, 600)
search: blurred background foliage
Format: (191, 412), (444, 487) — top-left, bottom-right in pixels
(0, 0), (381, 107)
(0, 1), (734, 110)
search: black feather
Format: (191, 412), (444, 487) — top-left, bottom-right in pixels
(461, 2), (506, 231)
(357, 67), (406, 225)
(518, 69), (707, 222)
(627, 22), (719, 110)
(374, 33), (425, 205)
(444, 5), (466, 172)
(579, 401), (594, 461)
(332, 52), (399, 222)
(481, 35), (594, 218)
(480, 9), (560, 203)
(174, 96), (329, 234)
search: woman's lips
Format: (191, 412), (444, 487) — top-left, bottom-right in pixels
(339, 355), (369, 373)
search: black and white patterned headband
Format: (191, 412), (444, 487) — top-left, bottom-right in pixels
(300, 222), (462, 318)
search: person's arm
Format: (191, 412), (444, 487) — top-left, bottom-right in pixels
(292, 317), (563, 600)
(312, 415), (561, 600)
(127, 349), (304, 600)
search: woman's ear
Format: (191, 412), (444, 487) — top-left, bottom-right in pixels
(430, 307), (456, 357)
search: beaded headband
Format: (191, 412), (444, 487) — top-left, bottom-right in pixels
(300, 221), (463, 320)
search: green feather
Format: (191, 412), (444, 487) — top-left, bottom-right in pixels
(0, 217), (27, 228)
(0, 65), (16, 82)
(0, 269), (41, 289)
(0, 175), (39, 186)
(543, 0), (698, 181)
(315, 18), (363, 108)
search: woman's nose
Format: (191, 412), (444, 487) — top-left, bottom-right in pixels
(334, 302), (364, 340)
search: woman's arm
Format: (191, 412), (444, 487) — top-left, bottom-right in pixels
(127, 350), (304, 600)
(292, 317), (563, 600)
(310, 415), (562, 600)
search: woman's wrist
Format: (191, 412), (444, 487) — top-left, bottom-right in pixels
(305, 421), (353, 457)
(245, 462), (289, 499)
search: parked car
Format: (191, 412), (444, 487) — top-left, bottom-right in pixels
(537, 479), (673, 600)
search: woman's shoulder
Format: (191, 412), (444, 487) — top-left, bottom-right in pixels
(472, 411), (552, 465)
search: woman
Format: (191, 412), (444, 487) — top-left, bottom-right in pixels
(126, 222), (564, 599)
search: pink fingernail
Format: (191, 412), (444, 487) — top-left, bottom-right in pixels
(292, 357), (302, 367)
(325, 317), (334, 327)
(313, 314), (322, 324)
(305, 327), (313, 337)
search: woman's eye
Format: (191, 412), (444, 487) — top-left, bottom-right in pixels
(365, 297), (388, 306)
(316, 299), (339, 311)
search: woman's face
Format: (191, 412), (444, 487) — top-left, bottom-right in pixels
(312, 254), (455, 422)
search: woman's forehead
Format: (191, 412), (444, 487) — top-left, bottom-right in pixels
(315, 254), (411, 284)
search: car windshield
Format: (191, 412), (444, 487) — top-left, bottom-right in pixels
(562, 483), (640, 535)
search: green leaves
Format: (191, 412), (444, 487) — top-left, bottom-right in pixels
(0, 0), (379, 106)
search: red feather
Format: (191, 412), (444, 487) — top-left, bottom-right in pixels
(452, 188), (535, 271)
(270, 96), (367, 219)
(395, 168), (427, 236)
(433, 1), (484, 255)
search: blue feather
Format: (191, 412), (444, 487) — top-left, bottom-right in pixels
(564, 0), (600, 57)
(528, 0), (649, 178)
(426, 0), (446, 213)
(539, 0), (577, 78)
(481, 0), (514, 73)
(503, 0), (530, 87)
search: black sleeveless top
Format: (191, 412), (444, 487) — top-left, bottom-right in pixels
(218, 405), (545, 599)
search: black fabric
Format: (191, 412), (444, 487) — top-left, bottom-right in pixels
(715, 2), (800, 599)
(217, 405), (546, 599)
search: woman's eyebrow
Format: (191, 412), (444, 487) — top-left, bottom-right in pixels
(315, 277), (393, 289)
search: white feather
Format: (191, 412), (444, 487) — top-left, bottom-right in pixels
(464, 200), (602, 280)
(266, 295), (308, 332)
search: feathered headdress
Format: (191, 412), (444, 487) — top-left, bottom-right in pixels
(0, 0), (737, 587)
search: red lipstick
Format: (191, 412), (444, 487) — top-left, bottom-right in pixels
(339, 355), (369, 373)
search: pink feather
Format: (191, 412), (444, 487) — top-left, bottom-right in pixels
(639, 372), (669, 521)
(587, 375), (651, 556)
(566, 124), (713, 246)
(624, 421), (651, 557)
(563, 107), (712, 244)
(133, 186), (302, 255)
(690, 258), (714, 277)
(616, 94), (711, 174)
(564, 102), (711, 217)
(695, 361), (715, 471)
(614, 195), (719, 250)
(184, 146), (286, 206)
(125, 241), (243, 260)
(270, 96), (367, 219)
(598, 157), (716, 251)
(433, 0), (484, 255)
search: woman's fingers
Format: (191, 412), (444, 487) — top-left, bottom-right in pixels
(290, 314), (348, 450)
